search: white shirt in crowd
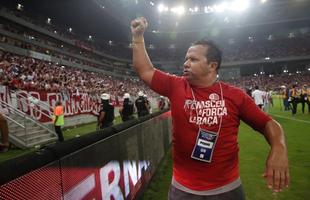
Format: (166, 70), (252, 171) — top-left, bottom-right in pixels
(252, 89), (264, 106)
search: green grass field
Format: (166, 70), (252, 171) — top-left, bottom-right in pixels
(142, 98), (310, 200)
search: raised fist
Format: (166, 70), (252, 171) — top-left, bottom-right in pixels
(131, 17), (148, 38)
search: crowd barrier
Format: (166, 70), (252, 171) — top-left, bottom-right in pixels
(0, 110), (172, 200)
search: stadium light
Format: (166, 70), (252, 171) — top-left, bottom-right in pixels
(264, 57), (270, 60)
(230, 0), (249, 12)
(68, 27), (72, 32)
(158, 4), (168, 13)
(150, 1), (154, 6)
(88, 35), (92, 39)
(204, 6), (213, 13)
(308, 67), (310, 71)
(171, 6), (185, 15)
(214, 2), (228, 13)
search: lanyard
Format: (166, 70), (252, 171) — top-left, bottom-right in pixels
(190, 82), (224, 134)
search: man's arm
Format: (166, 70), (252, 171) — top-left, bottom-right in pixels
(98, 112), (105, 126)
(263, 119), (290, 192)
(131, 17), (155, 86)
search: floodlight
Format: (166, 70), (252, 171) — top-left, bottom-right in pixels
(171, 6), (185, 15)
(214, 2), (228, 13)
(230, 0), (249, 12)
(158, 4), (168, 13)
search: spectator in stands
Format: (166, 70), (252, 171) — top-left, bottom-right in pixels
(53, 101), (64, 142)
(119, 93), (135, 122)
(0, 112), (9, 152)
(131, 17), (289, 199)
(135, 91), (149, 117)
(98, 93), (114, 129)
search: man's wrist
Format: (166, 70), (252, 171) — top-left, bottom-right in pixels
(132, 37), (144, 44)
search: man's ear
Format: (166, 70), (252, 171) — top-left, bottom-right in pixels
(210, 62), (218, 71)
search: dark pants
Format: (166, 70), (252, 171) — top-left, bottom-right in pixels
(291, 99), (298, 115)
(168, 184), (245, 200)
(55, 126), (64, 142)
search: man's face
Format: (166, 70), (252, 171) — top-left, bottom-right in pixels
(183, 45), (217, 84)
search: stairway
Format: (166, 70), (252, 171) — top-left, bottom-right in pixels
(1, 94), (58, 149)
(6, 112), (57, 148)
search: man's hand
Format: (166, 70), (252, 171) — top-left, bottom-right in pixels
(131, 17), (148, 39)
(263, 145), (290, 192)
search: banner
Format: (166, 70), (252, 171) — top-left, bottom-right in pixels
(0, 87), (106, 122)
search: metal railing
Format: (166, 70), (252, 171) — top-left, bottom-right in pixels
(0, 99), (57, 147)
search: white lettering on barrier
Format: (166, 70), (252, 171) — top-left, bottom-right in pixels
(64, 174), (96, 200)
(100, 161), (124, 200)
(64, 160), (150, 200)
(123, 160), (138, 197)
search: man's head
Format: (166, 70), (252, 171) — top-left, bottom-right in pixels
(192, 40), (222, 70)
(138, 91), (144, 97)
(123, 93), (130, 99)
(183, 40), (222, 86)
(101, 93), (110, 101)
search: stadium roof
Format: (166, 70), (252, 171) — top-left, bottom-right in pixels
(1, 0), (310, 45)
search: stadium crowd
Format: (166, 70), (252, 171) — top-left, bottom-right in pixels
(0, 50), (155, 100)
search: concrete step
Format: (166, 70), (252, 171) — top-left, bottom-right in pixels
(14, 130), (52, 138)
(9, 125), (43, 133)
(25, 135), (57, 147)
(26, 136), (57, 148)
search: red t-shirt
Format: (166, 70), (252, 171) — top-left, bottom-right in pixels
(151, 70), (272, 191)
